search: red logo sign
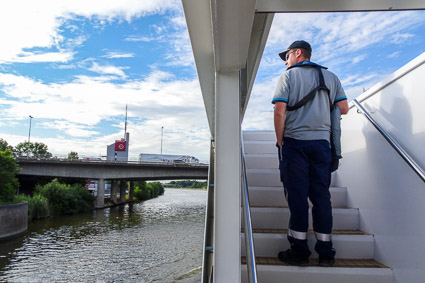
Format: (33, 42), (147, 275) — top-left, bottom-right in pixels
(115, 140), (126, 151)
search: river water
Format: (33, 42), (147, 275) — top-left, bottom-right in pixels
(0, 189), (206, 282)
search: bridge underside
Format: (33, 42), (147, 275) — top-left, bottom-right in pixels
(18, 159), (208, 209)
(17, 160), (208, 181)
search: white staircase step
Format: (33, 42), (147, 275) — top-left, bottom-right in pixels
(243, 130), (275, 141)
(244, 153), (278, 169)
(241, 264), (394, 283)
(241, 232), (374, 259)
(243, 141), (276, 154)
(248, 186), (347, 208)
(249, 207), (359, 230)
(247, 169), (281, 187)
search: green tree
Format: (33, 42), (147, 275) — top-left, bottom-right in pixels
(0, 149), (20, 203)
(15, 141), (52, 158)
(150, 182), (165, 196)
(0, 138), (14, 152)
(36, 179), (95, 215)
(16, 194), (49, 220)
(67, 151), (79, 160)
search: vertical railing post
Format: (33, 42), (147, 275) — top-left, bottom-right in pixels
(202, 139), (215, 283)
(241, 133), (258, 283)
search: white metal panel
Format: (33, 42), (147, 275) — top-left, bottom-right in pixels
(214, 70), (242, 282)
(355, 52), (425, 172)
(338, 103), (425, 282)
(212, 0), (257, 71)
(241, 13), (274, 118)
(256, 0), (425, 12)
(181, 0), (215, 136)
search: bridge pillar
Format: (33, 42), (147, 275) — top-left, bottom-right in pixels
(119, 180), (127, 203)
(96, 178), (105, 208)
(111, 180), (118, 203)
(129, 181), (135, 201)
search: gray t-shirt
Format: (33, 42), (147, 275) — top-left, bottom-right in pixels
(272, 62), (346, 142)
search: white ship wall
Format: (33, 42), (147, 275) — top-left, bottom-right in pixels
(334, 52), (425, 283)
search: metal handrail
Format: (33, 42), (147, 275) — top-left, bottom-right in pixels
(202, 139), (215, 283)
(241, 133), (258, 283)
(353, 99), (425, 182)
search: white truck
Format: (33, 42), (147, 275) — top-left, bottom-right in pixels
(139, 153), (199, 164)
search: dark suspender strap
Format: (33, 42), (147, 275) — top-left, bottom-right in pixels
(318, 67), (334, 111)
(286, 85), (322, 111)
(286, 66), (332, 112)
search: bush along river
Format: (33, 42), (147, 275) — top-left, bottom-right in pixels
(0, 189), (206, 282)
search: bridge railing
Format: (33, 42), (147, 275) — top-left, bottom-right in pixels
(15, 156), (208, 166)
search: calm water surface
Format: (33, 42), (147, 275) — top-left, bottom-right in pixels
(0, 189), (206, 282)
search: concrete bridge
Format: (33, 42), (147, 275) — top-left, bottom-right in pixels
(17, 158), (209, 208)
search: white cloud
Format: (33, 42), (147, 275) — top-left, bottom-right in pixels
(41, 121), (100, 137)
(125, 35), (156, 42)
(0, 69), (210, 160)
(267, 11), (424, 65)
(0, 0), (180, 64)
(6, 51), (75, 64)
(391, 32), (414, 44)
(103, 52), (134, 59)
(88, 62), (128, 78)
(242, 10), (425, 132)
(387, 51), (400, 59)
(352, 54), (367, 64)
(341, 74), (377, 87)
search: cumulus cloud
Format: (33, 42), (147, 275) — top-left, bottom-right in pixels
(0, 69), (210, 160)
(266, 11), (424, 66)
(243, 10), (425, 130)
(88, 62), (128, 78)
(41, 121), (100, 137)
(0, 0), (180, 64)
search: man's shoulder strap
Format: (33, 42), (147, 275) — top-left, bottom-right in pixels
(286, 63), (331, 112)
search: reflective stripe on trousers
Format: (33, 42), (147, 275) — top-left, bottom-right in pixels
(315, 231), (332, 242)
(288, 229), (307, 240)
(289, 229), (332, 241)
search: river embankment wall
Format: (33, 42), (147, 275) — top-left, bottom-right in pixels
(0, 202), (28, 241)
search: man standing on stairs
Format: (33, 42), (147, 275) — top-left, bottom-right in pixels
(272, 40), (349, 267)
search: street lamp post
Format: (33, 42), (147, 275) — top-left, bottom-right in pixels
(27, 115), (33, 157)
(161, 126), (164, 155)
(28, 115), (33, 143)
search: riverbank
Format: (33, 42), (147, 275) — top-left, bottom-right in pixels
(0, 202), (27, 241)
(165, 187), (207, 191)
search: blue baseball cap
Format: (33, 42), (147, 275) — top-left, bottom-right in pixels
(278, 40), (312, 61)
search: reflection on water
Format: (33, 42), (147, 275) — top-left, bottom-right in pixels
(0, 189), (206, 282)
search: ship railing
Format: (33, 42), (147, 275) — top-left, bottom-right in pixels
(241, 133), (258, 283)
(353, 99), (425, 183)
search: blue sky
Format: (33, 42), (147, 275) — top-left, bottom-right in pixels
(1, 1), (425, 162)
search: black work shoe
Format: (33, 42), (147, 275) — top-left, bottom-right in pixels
(278, 249), (309, 266)
(319, 255), (335, 267)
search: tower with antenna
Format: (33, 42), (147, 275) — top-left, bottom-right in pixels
(106, 105), (129, 162)
(124, 104), (128, 139)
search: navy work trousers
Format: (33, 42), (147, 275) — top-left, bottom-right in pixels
(278, 137), (335, 258)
